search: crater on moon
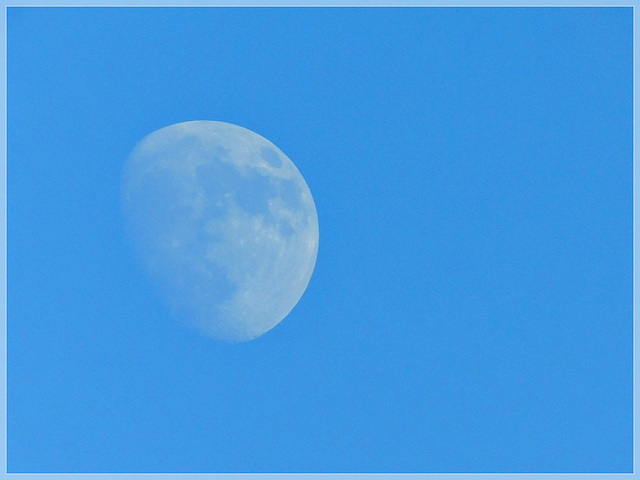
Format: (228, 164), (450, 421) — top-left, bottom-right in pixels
(121, 121), (319, 342)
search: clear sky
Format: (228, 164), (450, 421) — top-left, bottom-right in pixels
(7, 6), (632, 474)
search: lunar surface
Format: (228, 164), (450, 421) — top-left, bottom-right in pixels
(121, 121), (319, 342)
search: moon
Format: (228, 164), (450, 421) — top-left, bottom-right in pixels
(121, 121), (319, 342)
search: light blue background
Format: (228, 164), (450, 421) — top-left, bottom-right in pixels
(7, 6), (633, 474)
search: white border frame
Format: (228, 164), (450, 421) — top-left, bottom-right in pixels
(1, 3), (635, 479)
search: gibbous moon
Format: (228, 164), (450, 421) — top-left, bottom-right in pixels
(121, 121), (319, 342)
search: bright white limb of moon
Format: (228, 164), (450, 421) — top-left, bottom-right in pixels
(121, 121), (319, 342)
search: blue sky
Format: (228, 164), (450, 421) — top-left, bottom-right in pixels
(7, 6), (632, 473)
